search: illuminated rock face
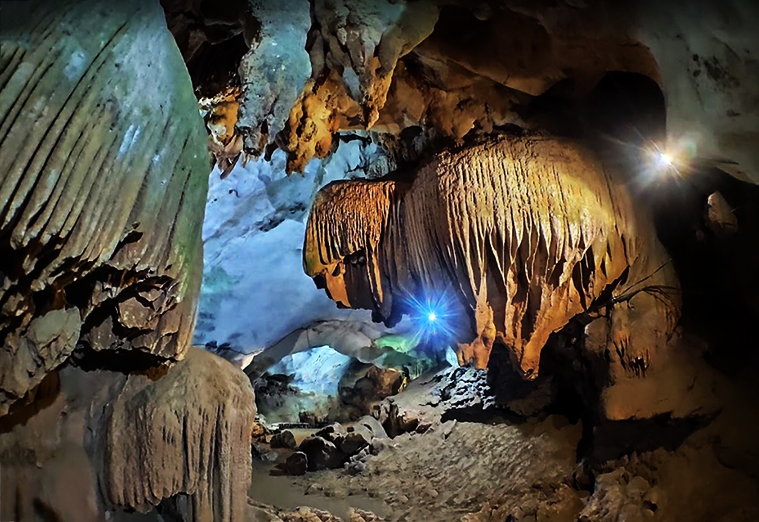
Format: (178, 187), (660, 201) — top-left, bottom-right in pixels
(305, 136), (680, 377)
(184, 0), (757, 183)
(0, 1), (255, 521)
(0, 0), (208, 414)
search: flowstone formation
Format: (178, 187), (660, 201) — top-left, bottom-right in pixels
(93, 348), (255, 521)
(0, 0), (208, 413)
(1, 347), (255, 522)
(0, 1), (255, 520)
(305, 136), (680, 380)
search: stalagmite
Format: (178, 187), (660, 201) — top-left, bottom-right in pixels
(0, 2), (256, 520)
(92, 348), (255, 522)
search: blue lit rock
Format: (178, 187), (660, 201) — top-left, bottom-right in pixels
(194, 139), (415, 361)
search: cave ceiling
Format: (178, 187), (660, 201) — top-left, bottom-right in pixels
(163, 0), (759, 182)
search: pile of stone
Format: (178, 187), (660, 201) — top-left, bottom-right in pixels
(277, 416), (387, 476)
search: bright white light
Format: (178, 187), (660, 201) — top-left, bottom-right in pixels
(658, 152), (673, 166)
(428, 312), (437, 322)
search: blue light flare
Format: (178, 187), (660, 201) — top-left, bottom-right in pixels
(400, 288), (461, 349)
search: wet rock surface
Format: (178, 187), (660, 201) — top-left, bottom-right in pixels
(0, 0), (209, 415)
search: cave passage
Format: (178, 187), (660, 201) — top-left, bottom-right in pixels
(1, 1), (759, 522)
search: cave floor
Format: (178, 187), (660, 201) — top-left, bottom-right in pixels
(256, 418), (580, 522)
(246, 366), (759, 522)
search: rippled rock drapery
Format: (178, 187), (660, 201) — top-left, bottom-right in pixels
(1, 347), (255, 522)
(305, 136), (680, 379)
(0, 0), (257, 520)
(93, 347), (256, 521)
(0, 0), (208, 414)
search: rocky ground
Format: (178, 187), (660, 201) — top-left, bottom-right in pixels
(245, 361), (759, 522)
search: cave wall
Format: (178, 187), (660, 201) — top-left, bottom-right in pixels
(178, 0), (757, 184)
(194, 141), (385, 353)
(635, 0), (759, 183)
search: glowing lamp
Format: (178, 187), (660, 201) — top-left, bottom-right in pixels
(657, 152), (673, 167)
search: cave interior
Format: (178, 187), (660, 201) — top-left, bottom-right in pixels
(1, 1), (759, 521)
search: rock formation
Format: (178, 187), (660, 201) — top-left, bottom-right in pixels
(0, 1), (257, 521)
(176, 0), (756, 183)
(305, 135), (680, 379)
(1, 347), (255, 522)
(93, 348), (255, 521)
(194, 141), (396, 354)
(0, 0), (209, 414)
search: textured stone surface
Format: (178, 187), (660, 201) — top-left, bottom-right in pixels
(304, 136), (680, 378)
(0, 0), (209, 414)
(236, 0), (312, 157)
(93, 347), (256, 521)
(194, 141), (402, 354)
(0, 348), (255, 522)
(223, 0), (759, 183)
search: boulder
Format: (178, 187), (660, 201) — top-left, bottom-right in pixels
(315, 422), (348, 445)
(354, 416), (389, 440)
(340, 432), (370, 456)
(285, 452), (308, 476)
(298, 436), (344, 471)
(270, 430), (297, 449)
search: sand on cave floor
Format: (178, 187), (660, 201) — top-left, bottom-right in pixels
(248, 414), (583, 522)
(249, 460), (389, 520)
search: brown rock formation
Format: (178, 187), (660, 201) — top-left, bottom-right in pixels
(1, 347), (255, 522)
(0, 0), (209, 414)
(93, 347), (256, 521)
(304, 136), (680, 378)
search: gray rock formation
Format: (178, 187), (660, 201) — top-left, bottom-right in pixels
(0, 0), (209, 414)
(0, 2), (256, 521)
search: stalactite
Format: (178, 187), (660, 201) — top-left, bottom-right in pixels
(305, 136), (680, 377)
